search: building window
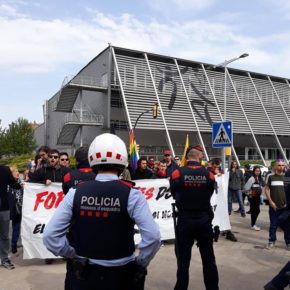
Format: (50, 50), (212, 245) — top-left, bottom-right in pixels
(111, 95), (124, 108)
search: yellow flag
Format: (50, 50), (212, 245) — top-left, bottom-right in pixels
(180, 134), (189, 166)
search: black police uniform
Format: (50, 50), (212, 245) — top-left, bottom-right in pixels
(62, 166), (96, 290)
(264, 260), (290, 289)
(62, 167), (96, 194)
(171, 160), (219, 290)
(69, 179), (138, 290)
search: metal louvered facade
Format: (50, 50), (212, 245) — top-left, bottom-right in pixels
(110, 46), (290, 164)
(36, 45), (290, 162)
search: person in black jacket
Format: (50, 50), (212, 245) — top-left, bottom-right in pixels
(62, 146), (95, 195)
(170, 145), (219, 290)
(131, 157), (153, 180)
(29, 149), (70, 184)
(0, 164), (21, 270)
(28, 149), (70, 265)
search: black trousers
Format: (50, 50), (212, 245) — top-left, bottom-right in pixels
(249, 197), (260, 226)
(270, 260), (290, 289)
(71, 261), (144, 290)
(174, 212), (219, 290)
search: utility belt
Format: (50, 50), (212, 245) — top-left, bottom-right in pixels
(71, 257), (147, 290)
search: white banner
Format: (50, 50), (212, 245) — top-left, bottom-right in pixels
(22, 175), (230, 259)
(21, 182), (64, 259)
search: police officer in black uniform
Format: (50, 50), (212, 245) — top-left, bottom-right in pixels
(170, 145), (219, 290)
(62, 146), (96, 194)
(62, 146), (96, 290)
(43, 133), (161, 290)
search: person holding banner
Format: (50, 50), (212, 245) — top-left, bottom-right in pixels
(43, 133), (161, 290)
(170, 145), (219, 290)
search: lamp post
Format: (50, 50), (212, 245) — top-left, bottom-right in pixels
(214, 53), (249, 170)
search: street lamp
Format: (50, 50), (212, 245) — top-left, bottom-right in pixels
(215, 53), (249, 120)
(214, 53), (249, 170)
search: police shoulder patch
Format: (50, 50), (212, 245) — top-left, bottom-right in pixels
(171, 169), (181, 180)
(118, 179), (135, 188)
(209, 172), (215, 181)
(63, 172), (71, 183)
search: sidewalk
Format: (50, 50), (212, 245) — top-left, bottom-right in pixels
(0, 204), (289, 290)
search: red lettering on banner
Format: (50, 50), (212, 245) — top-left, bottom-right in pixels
(138, 186), (154, 200)
(34, 191), (65, 211)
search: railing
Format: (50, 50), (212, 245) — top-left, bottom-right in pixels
(70, 75), (108, 88)
(65, 109), (104, 125)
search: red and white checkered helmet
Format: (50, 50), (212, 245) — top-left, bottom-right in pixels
(88, 133), (128, 168)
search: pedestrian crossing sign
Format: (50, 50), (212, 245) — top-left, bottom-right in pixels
(212, 121), (233, 148)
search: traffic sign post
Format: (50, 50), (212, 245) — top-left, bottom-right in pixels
(212, 121), (233, 148)
(212, 121), (233, 172)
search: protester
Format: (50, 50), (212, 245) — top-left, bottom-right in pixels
(164, 149), (179, 178)
(264, 160), (290, 250)
(29, 149), (70, 185)
(148, 156), (156, 172)
(29, 148), (70, 264)
(228, 161), (245, 217)
(43, 133), (161, 290)
(174, 156), (181, 166)
(0, 164), (21, 270)
(35, 145), (50, 170)
(244, 166), (265, 231)
(9, 166), (23, 253)
(59, 152), (70, 168)
(170, 145), (219, 290)
(131, 157), (153, 180)
(153, 160), (167, 178)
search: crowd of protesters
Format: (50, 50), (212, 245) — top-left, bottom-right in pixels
(1, 143), (290, 288)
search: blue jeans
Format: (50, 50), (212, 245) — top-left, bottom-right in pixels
(228, 189), (245, 215)
(269, 207), (290, 244)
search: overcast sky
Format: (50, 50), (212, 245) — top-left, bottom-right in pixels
(1, 0), (290, 128)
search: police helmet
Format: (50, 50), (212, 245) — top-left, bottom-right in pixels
(88, 133), (128, 171)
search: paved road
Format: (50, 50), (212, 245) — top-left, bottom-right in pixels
(1, 204), (290, 290)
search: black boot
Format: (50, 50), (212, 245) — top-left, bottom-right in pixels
(226, 230), (237, 242)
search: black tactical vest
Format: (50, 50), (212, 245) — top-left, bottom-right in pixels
(71, 179), (135, 260)
(175, 163), (215, 212)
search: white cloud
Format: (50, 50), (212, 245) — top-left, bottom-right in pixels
(147, 0), (215, 12)
(0, 3), (25, 17)
(0, 6), (290, 78)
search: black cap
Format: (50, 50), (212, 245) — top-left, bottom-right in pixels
(75, 146), (89, 163)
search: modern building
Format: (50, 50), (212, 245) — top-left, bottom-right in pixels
(34, 45), (290, 165)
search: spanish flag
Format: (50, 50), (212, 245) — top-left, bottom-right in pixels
(180, 134), (189, 166)
(129, 129), (139, 170)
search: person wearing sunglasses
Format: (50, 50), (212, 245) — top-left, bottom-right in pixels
(29, 149), (70, 186)
(59, 152), (70, 168)
(174, 156), (181, 167)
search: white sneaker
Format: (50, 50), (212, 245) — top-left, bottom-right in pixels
(252, 225), (261, 231)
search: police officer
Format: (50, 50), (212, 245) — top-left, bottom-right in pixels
(170, 145), (219, 290)
(43, 133), (161, 290)
(62, 146), (96, 194)
(62, 146), (96, 290)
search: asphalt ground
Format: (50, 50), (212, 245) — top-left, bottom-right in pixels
(0, 204), (290, 290)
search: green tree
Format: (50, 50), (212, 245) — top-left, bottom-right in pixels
(4, 118), (37, 155)
(0, 120), (8, 157)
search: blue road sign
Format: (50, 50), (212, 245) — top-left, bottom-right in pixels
(212, 121), (233, 148)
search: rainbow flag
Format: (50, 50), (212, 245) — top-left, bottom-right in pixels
(180, 134), (189, 166)
(129, 129), (139, 170)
